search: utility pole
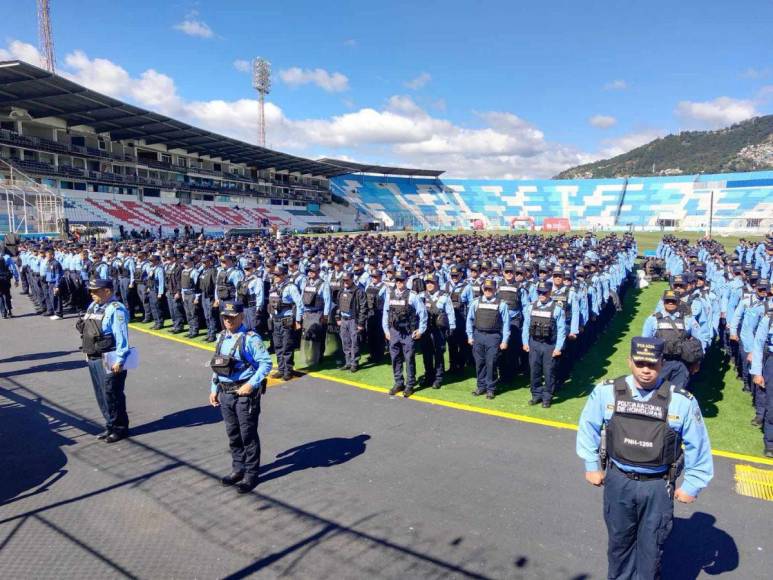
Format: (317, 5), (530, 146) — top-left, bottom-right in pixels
(37, 0), (56, 73)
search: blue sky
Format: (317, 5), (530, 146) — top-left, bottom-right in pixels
(1, 0), (771, 177)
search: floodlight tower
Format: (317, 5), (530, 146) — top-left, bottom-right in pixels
(252, 58), (271, 147)
(37, 0), (56, 73)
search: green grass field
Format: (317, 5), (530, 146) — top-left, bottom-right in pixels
(131, 280), (766, 457)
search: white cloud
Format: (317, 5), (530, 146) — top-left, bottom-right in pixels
(740, 67), (770, 80)
(603, 79), (628, 91)
(279, 67), (349, 92)
(588, 114), (617, 129)
(0, 40), (602, 178)
(405, 72), (431, 90)
(173, 18), (214, 38)
(0, 40), (44, 67)
(343, 39), (358, 48)
(675, 96), (757, 129)
(233, 59), (250, 73)
(599, 129), (666, 158)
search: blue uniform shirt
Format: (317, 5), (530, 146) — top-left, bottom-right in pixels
(521, 299), (566, 351)
(381, 287), (428, 335)
(3, 255), (20, 281)
(466, 296), (511, 343)
(209, 326), (272, 393)
(576, 375), (714, 497)
(421, 290), (457, 331)
(86, 298), (131, 365)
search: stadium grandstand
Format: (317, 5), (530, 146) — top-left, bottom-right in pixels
(0, 59), (771, 238)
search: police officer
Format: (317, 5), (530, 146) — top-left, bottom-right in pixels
(751, 299), (773, 457)
(336, 271), (367, 372)
(198, 254), (219, 341)
(164, 253), (185, 334)
(497, 262), (528, 380)
(44, 248), (64, 320)
(77, 279), (132, 443)
(576, 337), (714, 579)
(642, 289), (706, 390)
(208, 300), (272, 493)
(299, 264), (331, 367)
(146, 254), (165, 329)
(382, 270), (427, 397)
(420, 275), (456, 389)
(135, 250), (152, 322)
(214, 254), (243, 312)
(180, 254), (201, 338)
(445, 265), (470, 374)
(466, 278), (510, 399)
(267, 264), (304, 381)
(364, 269), (387, 364)
(237, 260), (265, 333)
(0, 250), (19, 318)
(522, 281), (566, 407)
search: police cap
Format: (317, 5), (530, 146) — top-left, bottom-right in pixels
(424, 274), (438, 285)
(371, 269), (383, 278)
(536, 281), (552, 294)
(672, 274), (685, 286)
(482, 278), (497, 291)
(630, 337), (664, 364)
(503, 262), (515, 273)
(88, 279), (113, 291)
(220, 301), (244, 316)
(663, 289), (679, 302)
(394, 270), (408, 281)
(243, 260), (256, 269)
(757, 279), (770, 291)
(273, 264), (288, 276)
(342, 271), (354, 281)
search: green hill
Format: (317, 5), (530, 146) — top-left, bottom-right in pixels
(556, 115), (773, 179)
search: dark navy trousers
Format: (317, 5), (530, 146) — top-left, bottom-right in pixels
(389, 328), (416, 388)
(272, 318), (298, 376)
(604, 464), (673, 580)
(762, 356), (773, 451)
(340, 317), (361, 368)
(473, 329), (501, 394)
(660, 359), (690, 390)
(529, 338), (557, 402)
(219, 391), (261, 479)
(87, 358), (129, 434)
(166, 292), (185, 331)
(421, 327), (448, 386)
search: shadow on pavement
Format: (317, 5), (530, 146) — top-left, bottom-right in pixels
(0, 350), (79, 364)
(0, 398), (75, 504)
(662, 512), (739, 579)
(131, 405), (222, 436)
(259, 434), (371, 484)
(0, 360), (87, 378)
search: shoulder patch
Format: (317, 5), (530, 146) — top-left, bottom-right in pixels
(673, 387), (694, 400)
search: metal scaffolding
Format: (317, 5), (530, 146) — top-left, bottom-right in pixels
(0, 158), (64, 235)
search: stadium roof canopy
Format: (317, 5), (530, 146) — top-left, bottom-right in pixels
(0, 60), (349, 177)
(317, 158), (444, 177)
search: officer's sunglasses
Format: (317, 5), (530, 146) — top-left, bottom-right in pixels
(632, 359), (658, 369)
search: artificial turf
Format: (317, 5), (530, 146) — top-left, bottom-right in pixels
(130, 280), (766, 457)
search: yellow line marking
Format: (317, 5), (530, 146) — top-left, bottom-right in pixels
(309, 372), (578, 430)
(734, 464), (773, 501)
(130, 322), (773, 466)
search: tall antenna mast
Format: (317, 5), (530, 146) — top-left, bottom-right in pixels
(37, 0), (56, 73)
(252, 57), (271, 147)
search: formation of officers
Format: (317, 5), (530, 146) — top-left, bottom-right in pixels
(11, 230), (638, 406)
(651, 233), (773, 457)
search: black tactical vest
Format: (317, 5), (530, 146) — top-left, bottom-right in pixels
(216, 268), (234, 300)
(365, 282), (384, 315)
(199, 267), (215, 296)
(181, 268), (194, 290)
(77, 303), (117, 357)
(474, 298), (502, 332)
(528, 301), (557, 342)
(238, 276), (257, 307)
(425, 292), (450, 330)
(338, 287), (355, 317)
(448, 283), (465, 311)
(498, 283), (522, 311)
(606, 377), (682, 469)
(302, 278), (324, 309)
(654, 312), (687, 359)
(146, 266), (159, 291)
(165, 264), (181, 294)
(387, 288), (414, 330)
(268, 282), (294, 316)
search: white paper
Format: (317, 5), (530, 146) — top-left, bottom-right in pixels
(103, 347), (139, 371)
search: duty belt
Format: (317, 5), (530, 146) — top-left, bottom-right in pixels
(611, 463), (667, 481)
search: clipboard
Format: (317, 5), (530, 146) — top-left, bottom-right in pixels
(103, 347), (139, 371)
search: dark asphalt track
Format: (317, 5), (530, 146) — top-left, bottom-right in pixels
(0, 294), (768, 579)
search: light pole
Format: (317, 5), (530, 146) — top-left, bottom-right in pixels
(252, 58), (271, 147)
